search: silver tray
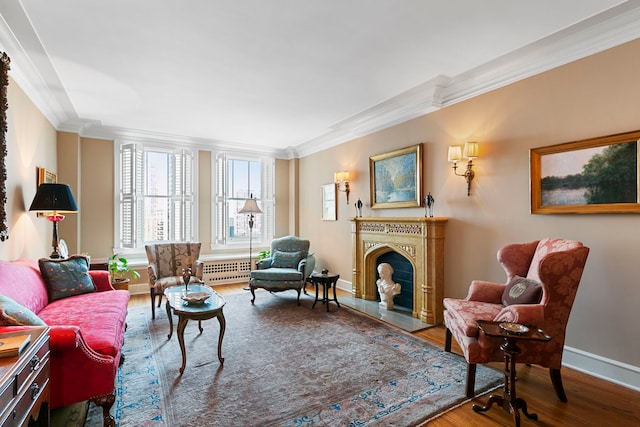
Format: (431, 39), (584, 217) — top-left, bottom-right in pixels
(499, 322), (529, 335)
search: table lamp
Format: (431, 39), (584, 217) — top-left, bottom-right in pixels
(29, 183), (78, 258)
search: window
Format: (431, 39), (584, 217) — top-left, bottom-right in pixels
(116, 141), (195, 252)
(214, 153), (274, 246)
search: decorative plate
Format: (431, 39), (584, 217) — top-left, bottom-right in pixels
(182, 292), (211, 305)
(499, 322), (529, 335)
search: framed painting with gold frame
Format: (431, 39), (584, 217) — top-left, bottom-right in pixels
(530, 130), (640, 214)
(369, 144), (423, 209)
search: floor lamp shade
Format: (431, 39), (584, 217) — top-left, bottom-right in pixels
(29, 183), (78, 258)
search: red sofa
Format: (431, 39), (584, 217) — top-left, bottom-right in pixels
(0, 258), (129, 427)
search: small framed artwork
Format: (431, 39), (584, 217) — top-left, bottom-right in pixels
(530, 130), (640, 214)
(36, 167), (56, 217)
(321, 183), (337, 221)
(37, 167), (56, 186)
(369, 144), (423, 209)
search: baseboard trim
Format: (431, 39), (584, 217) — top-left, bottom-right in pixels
(562, 346), (640, 392)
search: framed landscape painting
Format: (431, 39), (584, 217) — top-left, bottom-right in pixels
(530, 130), (640, 214)
(369, 144), (422, 209)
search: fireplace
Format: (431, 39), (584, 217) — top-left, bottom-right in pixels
(351, 217), (447, 325)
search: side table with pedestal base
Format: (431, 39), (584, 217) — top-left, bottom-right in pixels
(308, 272), (340, 312)
(472, 320), (551, 427)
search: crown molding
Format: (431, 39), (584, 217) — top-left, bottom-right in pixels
(296, 1), (640, 158)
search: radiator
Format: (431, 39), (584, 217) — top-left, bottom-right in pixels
(202, 257), (253, 285)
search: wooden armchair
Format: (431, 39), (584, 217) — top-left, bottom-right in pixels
(443, 238), (589, 401)
(145, 242), (203, 319)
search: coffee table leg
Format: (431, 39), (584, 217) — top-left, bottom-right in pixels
(166, 301), (173, 340)
(177, 316), (189, 374)
(216, 312), (226, 365)
(312, 281), (319, 308)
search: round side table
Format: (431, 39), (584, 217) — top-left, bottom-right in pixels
(308, 272), (340, 312)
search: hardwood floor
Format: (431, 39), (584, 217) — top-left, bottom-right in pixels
(134, 284), (640, 427)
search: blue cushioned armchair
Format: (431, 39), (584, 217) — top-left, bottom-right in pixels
(249, 235), (316, 305)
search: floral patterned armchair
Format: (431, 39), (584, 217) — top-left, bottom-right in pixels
(443, 238), (589, 401)
(249, 235), (316, 305)
(145, 242), (203, 319)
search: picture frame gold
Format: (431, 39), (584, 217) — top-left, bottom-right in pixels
(530, 130), (640, 214)
(37, 167), (56, 186)
(36, 167), (56, 217)
(369, 144), (423, 209)
(321, 183), (337, 221)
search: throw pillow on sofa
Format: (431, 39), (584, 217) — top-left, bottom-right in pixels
(0, 295), (47, 326)
(39, 255), (96, 302)
(502, 275), (543, 306)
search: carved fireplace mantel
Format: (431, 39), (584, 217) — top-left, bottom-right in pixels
(351, 217), (447, 325)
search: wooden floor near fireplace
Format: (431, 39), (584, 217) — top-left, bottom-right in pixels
(129, 283), (640, 427)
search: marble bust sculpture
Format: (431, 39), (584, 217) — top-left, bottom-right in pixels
(376, 263), (401, 310)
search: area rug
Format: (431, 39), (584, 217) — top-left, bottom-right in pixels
(86, 291), (502, 426)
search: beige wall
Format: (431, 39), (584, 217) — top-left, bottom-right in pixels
(1, 77), (56, 260)
(299, 39), (640, 369)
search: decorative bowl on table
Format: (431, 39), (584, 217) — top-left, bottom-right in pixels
(499, 322), (529, 335)
(181, 291), (211, 305)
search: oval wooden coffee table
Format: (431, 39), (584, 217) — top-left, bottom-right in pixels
(164, 284), (226, 374)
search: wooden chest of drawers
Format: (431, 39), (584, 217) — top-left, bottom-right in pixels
(0, 327), (50, 427)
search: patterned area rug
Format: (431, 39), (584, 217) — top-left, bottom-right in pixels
(85, 291), (502, 426)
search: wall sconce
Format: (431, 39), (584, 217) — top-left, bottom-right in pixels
(334, 171), (351, 204)
(448, 142), (479, 196)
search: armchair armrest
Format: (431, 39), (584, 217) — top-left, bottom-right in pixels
(89, 270), (114, 292)
(298, 253), (316, 279)
(257, 258), (272, 269)
(466, 280), (505, 303)
(194, 259), (204, 279)
(493, 304), (545, 326)
(147, 264), (158, 285)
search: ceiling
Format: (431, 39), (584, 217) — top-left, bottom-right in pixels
(1, 0), (639, 157)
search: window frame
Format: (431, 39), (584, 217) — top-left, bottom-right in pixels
(114, 139), (198, 256)
(212, 151), (274, 249)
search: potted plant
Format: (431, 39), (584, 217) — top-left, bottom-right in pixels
(257, 250), (271, 262)
(108, 253), (141, 291)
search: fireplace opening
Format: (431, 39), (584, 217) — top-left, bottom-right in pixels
(376, 251), (414, 312)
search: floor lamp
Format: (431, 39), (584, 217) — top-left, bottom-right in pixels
(239, 194), (262, 290)
(29, 183), (78, 259)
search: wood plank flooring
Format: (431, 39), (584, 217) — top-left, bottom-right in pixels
(133, 284), (640, 427)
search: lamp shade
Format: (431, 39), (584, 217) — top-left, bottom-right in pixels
(448, 146), (462, 163)
(463, 142), (479, 159)
(238, 197), (262, 214)
(29, 183), (78, 213)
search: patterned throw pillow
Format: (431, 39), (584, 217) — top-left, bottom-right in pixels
(39, 255), (96, 302)
(271, 251), (302, 269)
(502, 276), (543, 306)
(0, 295), (46, 326)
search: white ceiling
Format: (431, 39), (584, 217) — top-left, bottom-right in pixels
(1, 0), (639, 157)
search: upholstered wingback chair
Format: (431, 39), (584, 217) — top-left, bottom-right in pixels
(145, 242), (204, 319)
(443, 238), (589, 401)
(249, 235), (316, 305)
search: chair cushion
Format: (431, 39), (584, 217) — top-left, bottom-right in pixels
(443, 298), (504, 337)
(270, 250), (302, 269)
(502, 276), (542, 306)
(38, 255), (96, 302)
(250, 268), (303, 281)
(0, 295), (47, 326)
